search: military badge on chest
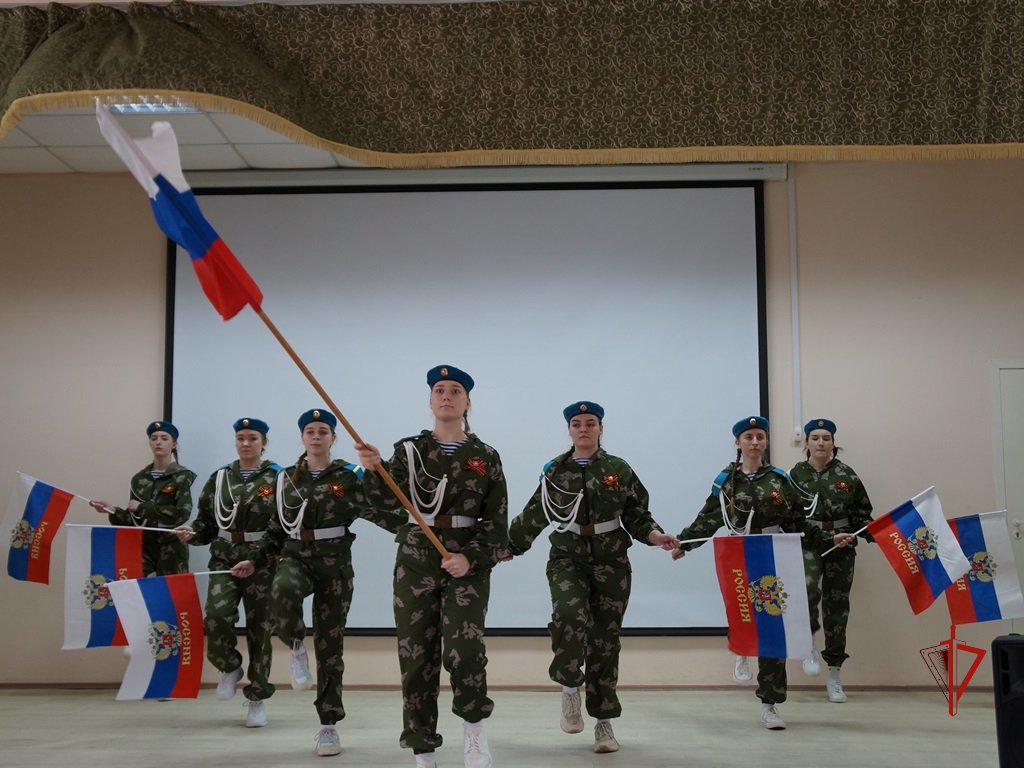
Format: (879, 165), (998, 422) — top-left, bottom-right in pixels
(601, 474), (620, 488)
(257, 484), (274, 499)
(465, 457), (487, 477)
(834, 480), (850, 493)
(160, 483), (177, 495)
(770, 489), (783, 505)
(328, 483), (345, 498)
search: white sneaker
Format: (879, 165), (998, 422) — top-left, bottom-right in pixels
(802, 648), (822, 677)
(414, 753), (437, 768)
(560, 688), (583, 733)
(315, 726), (341, 756)
(463, 720), (493, 768)
(761, 703), (786, 730)
(733, 655), (752, 683)
(245, 698), (267, 728)
(593, 720), (619, 753)
(291, 640), (312, 690)
(827, 666), (848, 703)
(216, 667), (243, 700)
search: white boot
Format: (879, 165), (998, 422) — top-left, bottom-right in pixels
(463, 720), (493, 768)
(802, 647), (822, 677)
(216, 667), (243, 700)
(593, 720), (620, 753)
(560, 687), (583, 733)
(760, 702), (786, 730)
(733, 655), (752, 683)
(414, 753), (437, 768)
(244, 698), (268, 728)
(827, 666), (848, 702)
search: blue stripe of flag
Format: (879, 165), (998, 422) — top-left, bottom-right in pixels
(954, 516), (1001, 621)
(743, 536), (786, 658)
(137, 576), (180, 699)
(86, 527), (121, 648)
(891, 500), (954, 601)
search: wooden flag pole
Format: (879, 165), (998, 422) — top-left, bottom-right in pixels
(255, 308), (450, 559)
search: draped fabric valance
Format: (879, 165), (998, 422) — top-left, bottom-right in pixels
(2, 0), (1023, 167)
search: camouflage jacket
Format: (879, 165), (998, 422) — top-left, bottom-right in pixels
(190, 459), (283, 560)
(363, 430), (509, 573)
(108, 463), (196, 529)
(789, 459), (873, 540)
(508, 448), (664, 562)
(255, 459), (406, 567)
(677, 463), (829, 552)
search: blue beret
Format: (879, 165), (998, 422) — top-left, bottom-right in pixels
(233, 417), (269, 436)
(146, 421), (178, 440)
(426, 364), (474, 393)
(563, 401), (605, 422)
(297, 409), (337, 431)
(732, 416), (769, 438)
(804, 418), (837, 436)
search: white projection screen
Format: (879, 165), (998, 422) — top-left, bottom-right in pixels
(169, 181), (767, 634)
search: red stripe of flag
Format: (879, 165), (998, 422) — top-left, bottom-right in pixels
(111, 530), (145, 645)
(25, 487), (73, 584)
(165, 574), (205, 699)
(714, 537), (759, 656)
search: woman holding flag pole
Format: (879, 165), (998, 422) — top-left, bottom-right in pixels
(233, 408), (405, 757)
(356, 365), (508, 768)
(173, 417), (282, 728)
(89, 420), (196, 577)
(670, 416), (853, 730)
(789, 418), (873, 704)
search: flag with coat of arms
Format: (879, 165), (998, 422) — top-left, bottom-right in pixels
(944, 510), (1024, 625)
(713, 533), (812, 659)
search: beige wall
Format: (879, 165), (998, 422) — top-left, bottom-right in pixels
(1, 162), (1021, 689)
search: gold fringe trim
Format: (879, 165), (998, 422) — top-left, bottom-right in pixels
(5, 90), (1024, 168)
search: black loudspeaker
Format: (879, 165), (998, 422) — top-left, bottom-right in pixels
(993, 634), (1024, 768)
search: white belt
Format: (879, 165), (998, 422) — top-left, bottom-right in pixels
(290, 525), (348, 541)
(749, 525), (782, 534)
(217, 530), (266, 543)
(564, 518), (622, 536)
(409, 514), (478, 529)
(808, 517), (849, 531)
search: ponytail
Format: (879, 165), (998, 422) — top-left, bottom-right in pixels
(292, 451), (308, 485)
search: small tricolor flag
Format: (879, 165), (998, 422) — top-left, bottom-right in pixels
(95, 102), (263, 321)
(5, 472), (73, 584)
(713, 533), (812, 660)
(63, 525), (145, 649)
(106, 573), (206, 700)
(868, 487), (970, 615)
(945, 510), (1024, 625)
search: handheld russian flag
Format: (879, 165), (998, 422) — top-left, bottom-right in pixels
(5, 472), (74, 584)
(106, 573), (206, 700)
(944, 510), (1024, 625)
(713, 533), (812, 659)
(95, 102), (263, 321)
(868, 487), (970, 614)
(63, 525), (145, 649)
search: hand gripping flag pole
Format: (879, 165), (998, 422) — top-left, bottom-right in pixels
(95, 102), (450, 560)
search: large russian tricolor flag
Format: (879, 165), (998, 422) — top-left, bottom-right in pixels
(5, 472), (74, 584)
(95, 102), (263, 321)
(945, 510), (1024, 625)
(713, 533), (812, 659)
(63, 525), (145, 649)
(868, 487), (970, 615)
(106, 573), (206, 700)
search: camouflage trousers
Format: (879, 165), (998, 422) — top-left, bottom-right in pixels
(141, 532), (188, 576)
(271, 542), (354, 725)
(204, 549), (276, 702)
(755, 657), (787, 704)
(803, 544), (856, 667)
(546, 552), (630, 719)
(393, 544), (494, 754)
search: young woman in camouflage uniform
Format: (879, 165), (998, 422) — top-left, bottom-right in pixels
(356, 365), (508, 768)
(174, 417), (281, 729)
(672, 416), (853, 731)
(234, 409), (405, 757)
(90, 420), (195, 576)
(789, 418), (873, 704)
(503, 401), (678, 755)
